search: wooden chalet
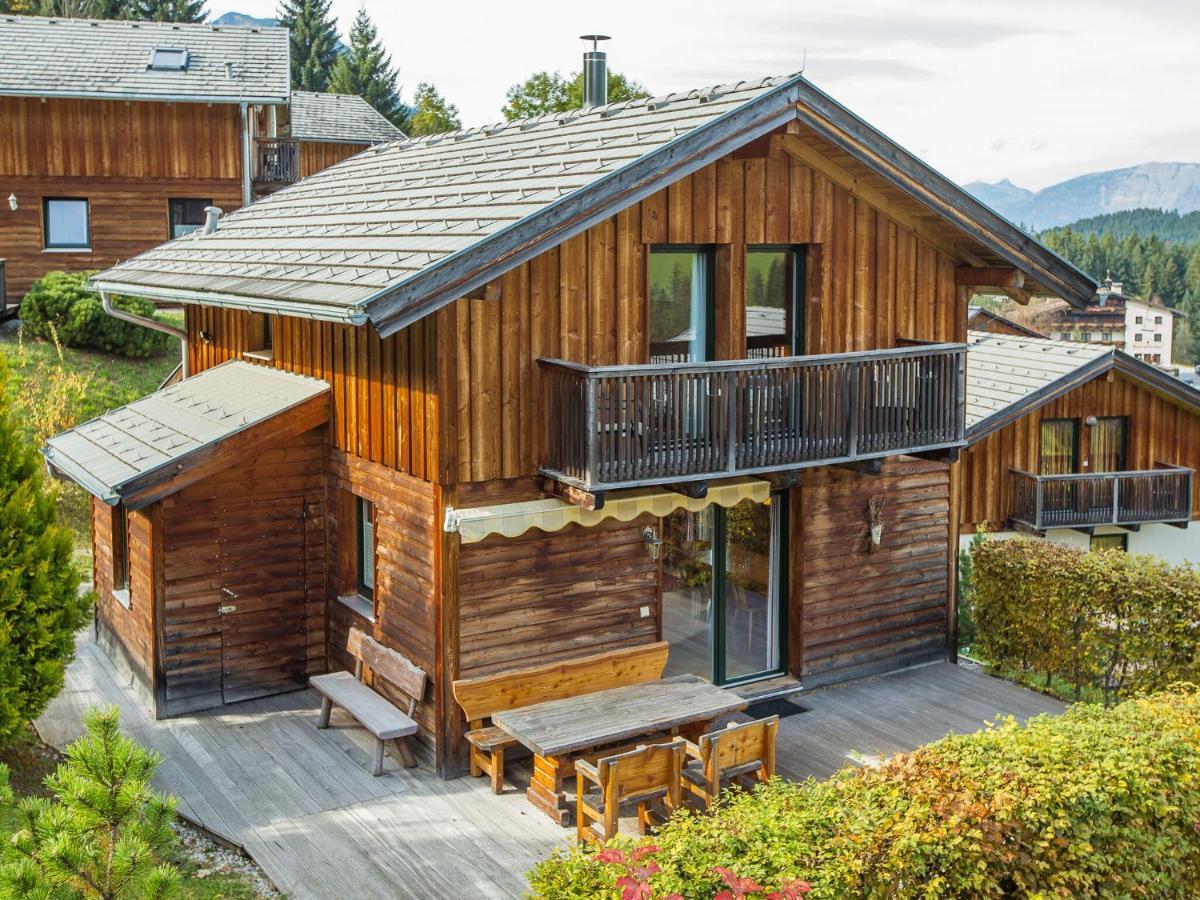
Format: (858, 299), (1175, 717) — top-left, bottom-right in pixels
(967, 305), (1045, 338)
(957, 331), (1200, 561)
(45, 70), (1095, 779)
(0, 14), (402, 311)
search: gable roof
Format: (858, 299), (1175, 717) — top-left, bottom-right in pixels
(43, 361), (327, 507)
(967, 306), (1046, 339)
(92, 72), (1096, 337)
(0, 15), (289, 104)
(966, 331), (1200, 441)
(289, 91), (405, 145)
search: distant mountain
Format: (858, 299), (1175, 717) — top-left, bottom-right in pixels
(1046, 209), (1200, 244)
(965, 162), (1200, 231)
(211, 11), (277, 27)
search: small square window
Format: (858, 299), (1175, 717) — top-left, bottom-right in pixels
(148, 47), (188, 70)
(1154, 333), (1162, 342)
(168, 198), (212, 239)
(1155, 316), (1163, 325)
(1135, 316), (1143, 324)
(1079, 332), (1091, 342)
(43, 198), (90, 249)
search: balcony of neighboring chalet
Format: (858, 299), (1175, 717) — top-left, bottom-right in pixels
(1008, 465), (1195, 533)
(251, 137), (300, 194)
(538, 342), (967, 496)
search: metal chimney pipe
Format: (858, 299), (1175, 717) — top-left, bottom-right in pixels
(202, 206), (222, 236)
(580, 34), (611, 107)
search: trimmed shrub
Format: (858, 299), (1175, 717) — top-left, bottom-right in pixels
(19, 271), (171, 358)
(527, 687), (1200, 898)
(972, 536), (1200, 703)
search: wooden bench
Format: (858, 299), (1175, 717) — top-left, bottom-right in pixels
(452, 641), (670, 794)
(310, 627), (427, 776)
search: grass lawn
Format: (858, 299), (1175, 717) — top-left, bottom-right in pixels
(0, 726), (272, 898)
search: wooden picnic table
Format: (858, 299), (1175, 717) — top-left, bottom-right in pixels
(492, 674), (747, 823)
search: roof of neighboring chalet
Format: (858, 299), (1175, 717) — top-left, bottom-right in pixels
(967, 306), (1047, 339)
(0, 14), (289, 104)
(43, 361), (327, 506)
(289, 90), (405, 145)
(92, 72), (1097, 337)
(965, 331), (1200, 441)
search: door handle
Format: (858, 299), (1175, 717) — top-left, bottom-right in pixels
(221, 587), (238, 598)
(219, 605), (236, 615)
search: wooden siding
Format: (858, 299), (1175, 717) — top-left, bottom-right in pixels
(448, 150), (964, 484)
(91, 498), (157, 706)
(158, 428), (326, 717)
(456, 513), (661, 679)
(1, 177), (242, 304)
(327, 450), (439, 745)
(185, 310), (441, 482)
(299, 141), (366, 178)
(792, 457), (951, 687)
(958, 370), (1200, 531)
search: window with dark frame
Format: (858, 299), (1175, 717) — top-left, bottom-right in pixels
(43, 198), (90, 250)
(356, 496), (375, 602)
(148, 47), (188, 70)
(1090, 533), (1128, 552)
(647, 247), (715, 363)
(745, 246), (805, 358)
(168, 198), (213, 239)
(112, 506), (130, 597)
(244, 313), (274, 360)
(1040, 418), (1079, 475)
(1091, 416), (1127, 473)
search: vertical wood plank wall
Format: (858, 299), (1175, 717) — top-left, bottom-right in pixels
(449, 150), (964, 484)
(791, 458), (951, 687)
(957, 371), (1200, 532)
(300, 141), (368, 178)
(0, 97), (245, 303)
(90, 499), (158, 709)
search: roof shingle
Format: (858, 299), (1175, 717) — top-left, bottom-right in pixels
(289, 90), (404, 145)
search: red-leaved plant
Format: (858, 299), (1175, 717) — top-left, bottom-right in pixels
(594, 846), (811, 900)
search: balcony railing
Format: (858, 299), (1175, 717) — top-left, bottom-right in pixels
(1009, 466), (1194, 531)
(539, 343), (966, 492)
(252, 138), (299, 185)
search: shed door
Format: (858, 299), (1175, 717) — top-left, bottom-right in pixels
(217, 493), (310, 704)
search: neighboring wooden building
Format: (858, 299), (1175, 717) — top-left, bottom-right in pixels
(967, 305), (1045, 338)
(957, 330), (1200, 561)
(46, 72), (1095, 778)
(0, 15), (402, 311)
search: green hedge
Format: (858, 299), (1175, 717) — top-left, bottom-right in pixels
(19, 271), (171, 358)
(971, 536), (1200, 703)
(527, 687), (1200, 899)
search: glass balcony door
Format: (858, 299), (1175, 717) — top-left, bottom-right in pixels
(660, 496), (786, 685)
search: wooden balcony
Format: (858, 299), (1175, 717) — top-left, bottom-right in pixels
(1009, 466), (1195, 532)
(252, 137), (299, 187)
(539, 343), (966, 493)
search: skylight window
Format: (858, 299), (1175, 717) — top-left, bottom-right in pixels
(148, 47), (189, 71)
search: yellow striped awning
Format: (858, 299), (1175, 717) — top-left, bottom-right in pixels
(443, 477), (771, 544)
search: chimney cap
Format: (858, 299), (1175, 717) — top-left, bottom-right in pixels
(580, 34), (611, 49)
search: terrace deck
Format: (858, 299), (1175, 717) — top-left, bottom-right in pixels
(37, 630), (1064, 899)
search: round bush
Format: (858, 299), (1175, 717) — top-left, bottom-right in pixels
(19, 271), (171, 358)
(527, 687), (1200, 898)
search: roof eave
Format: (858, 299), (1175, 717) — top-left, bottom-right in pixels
(41, 448), (120, 506)
(0, 87), (289, 105)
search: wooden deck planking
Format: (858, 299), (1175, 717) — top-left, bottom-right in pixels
(39, 631), (1065, 898)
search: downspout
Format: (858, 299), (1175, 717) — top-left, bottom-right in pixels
(100, 290), (189, 378)
(240, 100), (253, 207)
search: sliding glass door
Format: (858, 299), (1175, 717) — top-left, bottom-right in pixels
(661, 496), (787, 685)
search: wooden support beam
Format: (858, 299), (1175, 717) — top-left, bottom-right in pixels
(913, 447), (961, 464)
(664, 480), (708, 500)
(1002, 286), (1034, 306)
(541, 477), (605, 511)
(1009, 519), (1046, 538)
(835, 459), (882, 476)
(1116, 523), (1141, 533)
(1069, 526), (1096, 537)
(1165, 519), (1190, 530)
(760, 471), (800, 491)
(954, 266), (1025, 290)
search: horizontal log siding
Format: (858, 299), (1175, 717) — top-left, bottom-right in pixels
(159, 428), (326, 717)
(299, 141), (366, 178)
(184, 312), (440, 481)
(2, 177), (242, 304)
(449, 151), (963, 483)
(958, 370), (1200, 532)
(91, 498), (157, 704)
(793, 457), (951, 687)
(327, 451), (439, 746)
(456, 516), (661, 678)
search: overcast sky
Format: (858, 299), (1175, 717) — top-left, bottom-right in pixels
(214, 0), (1197, 191)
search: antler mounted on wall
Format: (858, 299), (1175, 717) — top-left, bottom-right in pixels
(867, 496), (886, 553)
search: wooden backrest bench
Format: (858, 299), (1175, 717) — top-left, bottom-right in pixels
(452, 641), (670, 794)
(310, 627), (427, 776)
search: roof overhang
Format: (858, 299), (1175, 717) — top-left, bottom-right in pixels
(967, 349), (1200, 444)
(88, 279), (370, 326)
(0, 88), (289, 105)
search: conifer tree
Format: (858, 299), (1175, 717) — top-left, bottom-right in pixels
(328, 7), (407, 129)
(408, 82), (461, 137)
(125, 0), (205, 22)
(0, 357), (90, 743)
(502, 69), (650, 120)
(0, 707), (179, 899)
(277, 0), (340, 92)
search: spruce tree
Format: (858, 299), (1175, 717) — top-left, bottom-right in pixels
(502, 69), (650, 120)
(0, 707), (180, 898)
(277, 0), (340, 93)
(125, 0), (205, 22)
(408, 82), (461, 137)
(328, 7), (408, 129)
(0, 357), (90, 743)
